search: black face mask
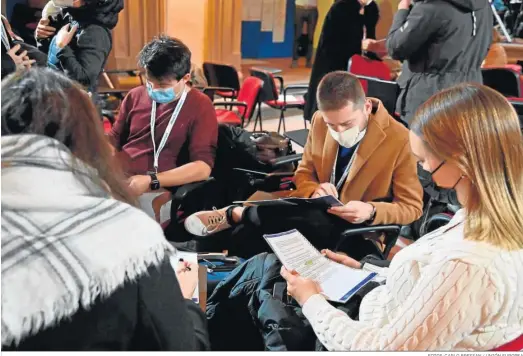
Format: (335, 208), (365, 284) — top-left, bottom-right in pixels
(430, 161), (463, 207)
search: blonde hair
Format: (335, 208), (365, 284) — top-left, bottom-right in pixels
(412, 83), (523, 250)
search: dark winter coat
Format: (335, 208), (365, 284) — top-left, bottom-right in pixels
(37, 0), (124, 92)
(206, 252), (385, 351)
(303, 0), (364, 121)
(387, 0), (493, 123)
(4, 259), (210, 351)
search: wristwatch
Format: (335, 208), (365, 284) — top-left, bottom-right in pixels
(148, 172), (160, 191)
(366, 203), (377, 224)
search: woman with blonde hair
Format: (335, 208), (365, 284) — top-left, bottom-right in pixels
(281, 83), (523, 350)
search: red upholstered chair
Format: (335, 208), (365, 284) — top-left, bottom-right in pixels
(491, 334), (523, 351)
(205, 76), (263, 127)
(250, 68), (308, 133)
(348, 54), (392, 93)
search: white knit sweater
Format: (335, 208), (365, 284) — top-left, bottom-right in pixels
(302, 210), (523, 351)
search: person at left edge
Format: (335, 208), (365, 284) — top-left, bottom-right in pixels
(108, 36), (218, 199)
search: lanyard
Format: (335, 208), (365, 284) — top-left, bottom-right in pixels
(150, 89), (187, 173)
(330, 144), (361, 191)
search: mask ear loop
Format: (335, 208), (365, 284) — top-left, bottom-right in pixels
(451, 175), (465, 190)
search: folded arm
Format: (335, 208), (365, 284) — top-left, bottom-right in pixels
(157, 161), (211, 188)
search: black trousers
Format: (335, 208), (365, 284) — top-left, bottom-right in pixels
(293, 6), (318, 61)
(226, 205), (380, 260)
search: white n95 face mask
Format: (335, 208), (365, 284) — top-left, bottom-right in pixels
(52, 0), (76, 7)
(328, 125), (366, 148)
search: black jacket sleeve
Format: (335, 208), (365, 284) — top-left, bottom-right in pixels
(1, 44), (16, 79)
(56, 25), (112, 89)
(133, 259), (210, 351)
(320, 1), (363, 58)
(360, 254), (391, 268)
(363, 1), (380, 40)
(386, 3), (443, 61)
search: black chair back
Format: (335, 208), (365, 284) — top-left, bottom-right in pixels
(509, 99), (523, 130)
(250, 68), (279, 102)
(203, 62), (240, 91)
(356, 75), (400, 115)
(482, 68), (521, 98)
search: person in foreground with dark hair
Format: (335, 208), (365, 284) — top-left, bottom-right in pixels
(108, 35), (217, 200)
(185, 71), (423, 260)
(1, 68), (210, 351)
(35, 0), (124, 92)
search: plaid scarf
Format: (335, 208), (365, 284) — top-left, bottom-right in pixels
(1, 134), (173, 346)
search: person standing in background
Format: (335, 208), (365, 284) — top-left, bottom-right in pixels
(303, 0), (364, 122)
(291, 0), (319, 68)
(361, 0), (381, 60)
(35, 0), (123, 94)
(362, 0), (379, 40)
(386, 0), (492, 124)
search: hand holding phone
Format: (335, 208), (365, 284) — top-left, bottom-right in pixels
(7, 44), (35, 70)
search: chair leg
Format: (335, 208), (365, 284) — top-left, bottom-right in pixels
(277, 109), (286, 134)
(303, 117), (308, 129)
(259, 104), (263, 132)
(254, 103), (263, 132)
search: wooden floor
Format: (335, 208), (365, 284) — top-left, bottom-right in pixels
(241, 57), (312, 85)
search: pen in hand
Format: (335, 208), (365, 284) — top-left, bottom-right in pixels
(178, 258), (191, 271)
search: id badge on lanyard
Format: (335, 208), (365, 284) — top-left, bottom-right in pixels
(149, 89), (188, 173)
(330, 145), (360, 191)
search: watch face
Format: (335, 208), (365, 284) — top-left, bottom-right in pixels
(151, 180), (160, 190)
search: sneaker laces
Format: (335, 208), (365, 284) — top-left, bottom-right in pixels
(203, 207), (227, 234)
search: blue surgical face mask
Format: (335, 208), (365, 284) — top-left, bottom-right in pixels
(146, 82), (177, 104)
(147, 79), (186, 104)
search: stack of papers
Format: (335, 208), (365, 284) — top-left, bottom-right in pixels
(264, 229), (377, 303)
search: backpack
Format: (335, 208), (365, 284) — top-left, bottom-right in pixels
(211, 125), (296, 205)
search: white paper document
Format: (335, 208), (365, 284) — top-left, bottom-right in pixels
(170, 251), (199, 304)
(264, 229), (377, 303)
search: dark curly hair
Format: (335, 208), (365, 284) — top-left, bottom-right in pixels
(138, 35), (191, 81)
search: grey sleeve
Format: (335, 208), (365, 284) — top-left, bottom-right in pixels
(386, 4), (441, 61)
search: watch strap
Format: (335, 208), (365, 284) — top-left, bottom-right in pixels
(148, 172), (160, 190)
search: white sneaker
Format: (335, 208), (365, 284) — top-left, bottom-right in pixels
(184, 207), (233, 237)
